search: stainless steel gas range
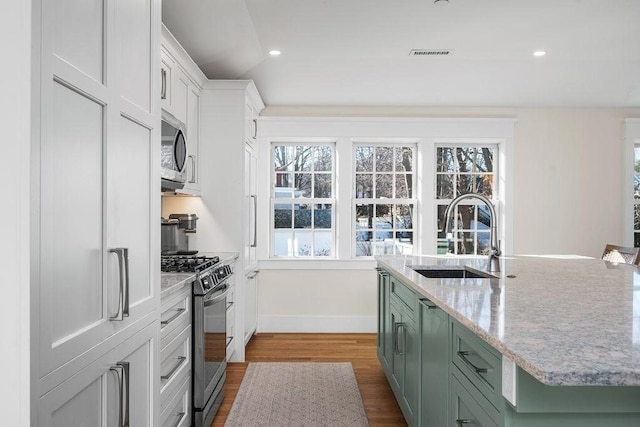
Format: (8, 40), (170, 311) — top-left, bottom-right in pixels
(160, 255), (234, 427)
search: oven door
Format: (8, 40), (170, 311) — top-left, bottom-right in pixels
(193, 283), (228, 410)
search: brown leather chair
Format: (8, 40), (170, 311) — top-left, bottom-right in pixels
(602, 244), (640, 265)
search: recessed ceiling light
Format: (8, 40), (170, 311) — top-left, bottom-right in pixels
(533, 50), (546, 57)
(269, 50), (281, 56)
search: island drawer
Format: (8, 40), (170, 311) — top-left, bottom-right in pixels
(451, 369), (501, 427)
(451, 319), (502, 412)
(390, 275), (418, 318)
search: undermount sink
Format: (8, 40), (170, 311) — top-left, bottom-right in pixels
(409, 265), (498, 279)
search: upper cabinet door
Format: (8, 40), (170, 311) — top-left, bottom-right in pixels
(36, 0), (159, 387)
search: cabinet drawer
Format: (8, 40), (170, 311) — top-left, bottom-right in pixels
(161, 289), (191, 346)
(452, 321), (502, 411)
(390, 276), (417, 318)
(451, 370), (500, 427)
(160, 325), (191, 405)
(160, 375), (190, 427)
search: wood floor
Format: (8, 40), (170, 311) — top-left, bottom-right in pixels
(211, 333), (407, 426)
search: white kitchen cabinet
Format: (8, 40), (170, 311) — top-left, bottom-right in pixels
(245, 143), (258, 269)
(177, 85), (201, 195)
(245, 101), (259, 147)
(161, 48), (175, 112)
(226, 259), (238, 360)
(159, 285), (191, 422)
(200, 80), (264, 361)
(244, 269), (259, 345)
(38, 321), (158, 427)
(162, 25), (206, 196)
(33, 0), (161, 418)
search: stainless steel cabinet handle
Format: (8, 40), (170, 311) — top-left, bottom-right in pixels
(161, 356), (187, 380)
(188, 155), (196, 183)
(252, 118), (257, 139)
(246, 270), (260, 279)
(110, 361), (130, 427)
(419, 299), (438, 310)
(226, 301), (234, 311)
(250, 195), (257, 247)
(160, 308), (185, 327)
(457, 350), (489, 374)
(110, 248), (130, 321)
(394, 323), (406, 355)
(172, 412), (186, 427)
(161, 68), (167, 100)
(456, 420), (471, 426)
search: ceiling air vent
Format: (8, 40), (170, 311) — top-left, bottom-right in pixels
(409, 49), (454, 56)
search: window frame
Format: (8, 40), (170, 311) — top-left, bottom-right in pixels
(257, 117), (515, 269)
(352, 142), (418, 258)
(624, 119), (640, 247)
(269, 141), (337, 258)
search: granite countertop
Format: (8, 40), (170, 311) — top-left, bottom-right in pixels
(376, 254), (640, 387)
(160, 252), (240, 299)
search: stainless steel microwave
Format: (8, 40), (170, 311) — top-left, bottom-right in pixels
(160, 111), (188, 191)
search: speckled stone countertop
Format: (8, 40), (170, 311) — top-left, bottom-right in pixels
(376, 254), (640, 387)
(160, 252), (239, 299)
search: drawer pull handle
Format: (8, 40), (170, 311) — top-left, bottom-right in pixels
(419, 299), (438, 309)
(161, 356), (187, 380)
(172, 412), (186, 427)
(456, 420), (471, 426)
(394, 323), (406, 355)
(161, 308), (186, 326)
(457, 351), (489, 374)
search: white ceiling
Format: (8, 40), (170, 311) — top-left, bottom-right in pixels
(162, 0), (640, 108)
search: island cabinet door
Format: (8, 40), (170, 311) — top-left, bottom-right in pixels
(377, 269), (391, 369)
(38, 322), (157, 427)
(402, 319), (419, 426)
(419, 299), (449, 427)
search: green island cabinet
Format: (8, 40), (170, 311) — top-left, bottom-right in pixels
(376, 268), (640, 427)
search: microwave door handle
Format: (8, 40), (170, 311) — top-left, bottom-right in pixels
(189, 155), (196, 183)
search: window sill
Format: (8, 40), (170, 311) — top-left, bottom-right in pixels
(258, 258), (378, 270)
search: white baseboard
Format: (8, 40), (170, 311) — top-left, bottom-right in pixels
(257, 315), (377, 333)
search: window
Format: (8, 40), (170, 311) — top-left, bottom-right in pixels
(271, 144), (335, 257)
(435, 145), (497, 255)
(353, 145), (416, 256)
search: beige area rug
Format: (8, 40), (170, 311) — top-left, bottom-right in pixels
(224, 362), (369, 427)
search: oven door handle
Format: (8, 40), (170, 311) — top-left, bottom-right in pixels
(203, 286), (230, 307)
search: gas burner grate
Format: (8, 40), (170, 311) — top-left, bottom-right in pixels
(160, 255), (220, 273)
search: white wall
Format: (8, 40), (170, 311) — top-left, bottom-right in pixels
(513, 109), (634, 257)
(1, 2), (31, 426)
(257, 269), (377, 332)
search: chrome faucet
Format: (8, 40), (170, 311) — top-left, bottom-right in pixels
(442, 193), (501, 273)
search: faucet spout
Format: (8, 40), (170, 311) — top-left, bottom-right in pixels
(442, 193), (501, 273)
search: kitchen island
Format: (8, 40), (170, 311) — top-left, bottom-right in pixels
(376, 254), (640, 427)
